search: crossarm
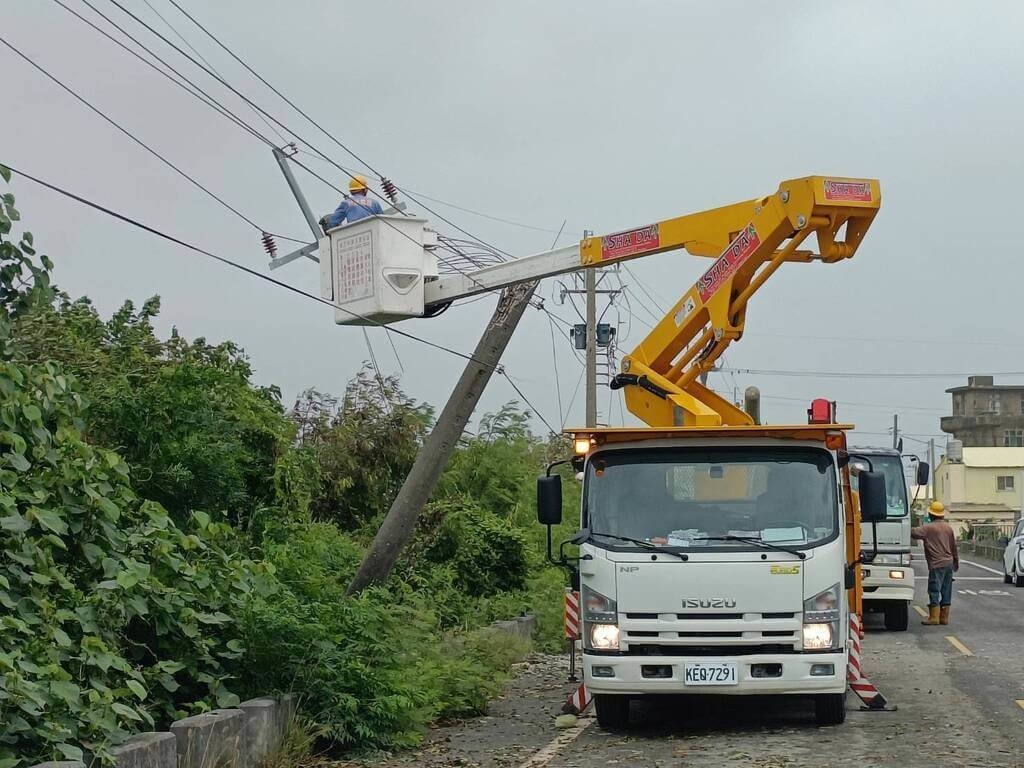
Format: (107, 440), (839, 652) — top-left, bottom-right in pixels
(591, 176), (880, 427)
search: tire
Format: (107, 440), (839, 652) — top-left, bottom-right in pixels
(594, 694), (630, 731)
(883, 601), (909, 632)
(814, 691), (847, 726)
(1005, 570), (1014, 585)
(1014, 569), (1024, 588)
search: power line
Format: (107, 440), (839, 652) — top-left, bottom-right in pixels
(4, 162), (560, 433)
(546, 312), (565, 426)
(503, 373), (559, 436)
(148, 0), (512, 258)
(53, 0), (278, 150)
(0, 34), (305, 245)
(747, 330), (1024, 350)
(2, 162), (478, 363)
(758, 393), (947, 414)
(60, 0), (574, 326)
(139, 0), (290, 146)
(722, 367), (1024, 380)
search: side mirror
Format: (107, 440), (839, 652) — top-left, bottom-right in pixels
(537, 475), (563, 526)
(858, 471), (887, 524)
(916, 461), (930, 486)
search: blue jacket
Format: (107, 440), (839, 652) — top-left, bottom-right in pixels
(324, 193), (382, 228)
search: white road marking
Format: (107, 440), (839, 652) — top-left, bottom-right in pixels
(977, 589), (1010, 596)
(517, 719), (594, 768)
(962, 589), (978, 595)
(959, 559), (1005, 575)
(912, 605), (928, 618)
(946, 635), (974, 657)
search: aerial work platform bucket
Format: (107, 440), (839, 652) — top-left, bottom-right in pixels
(319, 215), (438, 326)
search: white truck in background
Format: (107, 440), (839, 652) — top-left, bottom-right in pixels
(849, 447), (929, 631)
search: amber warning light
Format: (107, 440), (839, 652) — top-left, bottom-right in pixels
(807, 399), (837, 424)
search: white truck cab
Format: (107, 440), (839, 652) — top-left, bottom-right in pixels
(538, 427), (889, 730)
(849, 447), (929, 631)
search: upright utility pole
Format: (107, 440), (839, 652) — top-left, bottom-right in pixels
(585, 264), (597, 428)
(892, 414), (899, 450)
(928, 438), (936, 501)
(347, 281), (538, 595)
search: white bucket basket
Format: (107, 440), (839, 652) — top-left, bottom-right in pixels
(319, 215), (438, 326)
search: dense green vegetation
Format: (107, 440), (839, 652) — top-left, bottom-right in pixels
(0, 173), (579, 766)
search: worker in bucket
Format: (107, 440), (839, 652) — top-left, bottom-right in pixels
(911, 501), (959, 626)
(320, 175), (382, 232)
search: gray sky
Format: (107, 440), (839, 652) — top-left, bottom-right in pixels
(4, 0), (1024, 456)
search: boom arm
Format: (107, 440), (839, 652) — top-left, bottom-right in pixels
(584, 176), (880, 428)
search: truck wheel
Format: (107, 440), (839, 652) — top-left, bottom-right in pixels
(814, 692), (847, 726)
(883, 601), (909, 631)
(1005, 570), (1013, 585)
(594, 694), (630, 731)
(1015, 570), (1024, 588)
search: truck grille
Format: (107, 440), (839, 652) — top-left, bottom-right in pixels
(619, 611), (801, 653)
(624, 643), (798, 657)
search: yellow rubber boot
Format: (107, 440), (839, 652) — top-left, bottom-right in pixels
(921, 605), (940, 625)
(939, 606), (950, 625)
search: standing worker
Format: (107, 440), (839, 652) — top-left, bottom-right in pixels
(911, 501), (958, 626)
(320, 175), (382, 231)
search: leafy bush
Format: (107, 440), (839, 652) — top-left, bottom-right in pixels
(291, 373), (432, 533)
(425, 502), (529, 597)
(14, 296), (294, 525)
(236, 521), (527, 751)
(0, 180), (267, 766)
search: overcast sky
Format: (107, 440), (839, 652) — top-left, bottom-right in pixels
(4, 0), (1024, 458)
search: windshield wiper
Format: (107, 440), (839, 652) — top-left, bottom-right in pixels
(571, 529), (689, 560)
(694, 535), (806, 560)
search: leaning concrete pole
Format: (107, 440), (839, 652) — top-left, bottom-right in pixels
(347, 280), (539, 595)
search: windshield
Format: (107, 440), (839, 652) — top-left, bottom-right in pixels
(850, 454), (908, 518)
(584, 447), (838, 550)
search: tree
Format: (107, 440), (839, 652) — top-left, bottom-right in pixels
(14, 295), (294, 526)
(291, 366), (433, 532)
(0, 175), (265, 765)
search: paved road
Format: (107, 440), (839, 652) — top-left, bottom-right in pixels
(369, 553), (1024, 768)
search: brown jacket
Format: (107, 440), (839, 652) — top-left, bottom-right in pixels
(911, 520), (959, 571)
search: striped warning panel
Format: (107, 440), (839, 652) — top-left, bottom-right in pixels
(846, 612), (890, 710)
(564, 588), (580, 640)
(562, 682), (593, 715)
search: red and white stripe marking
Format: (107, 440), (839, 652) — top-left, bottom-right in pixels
(846, 612), (889, 709)
(564, 589), (580, 640)
(562, 682), (593, 715)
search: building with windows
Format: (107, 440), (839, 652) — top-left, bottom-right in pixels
(940, 375), (1024, 447)
(933, 447), (1023, 536)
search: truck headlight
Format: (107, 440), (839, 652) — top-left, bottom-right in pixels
(802, 584), (840, 650)
(802, 623), (835, 650)
(581, 586), (617, 623)
(590, 623), (620, 650)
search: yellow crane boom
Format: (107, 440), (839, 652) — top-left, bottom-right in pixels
(577, 175), (880, 428)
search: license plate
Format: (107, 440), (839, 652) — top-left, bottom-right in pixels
(683, 662), (738, 686)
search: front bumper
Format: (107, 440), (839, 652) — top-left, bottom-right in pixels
(583, 651), (847, 696)
(861, 565), (914, 603)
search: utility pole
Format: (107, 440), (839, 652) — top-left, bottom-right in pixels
(585, 264), (597, 428)
(892, 414), (899, 450)
(347, 281), (537, 595)
(928, 437), (936, 506)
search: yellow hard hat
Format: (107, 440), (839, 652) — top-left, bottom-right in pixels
(928, 501), (946, 517)
(348, 175), (369, 193)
